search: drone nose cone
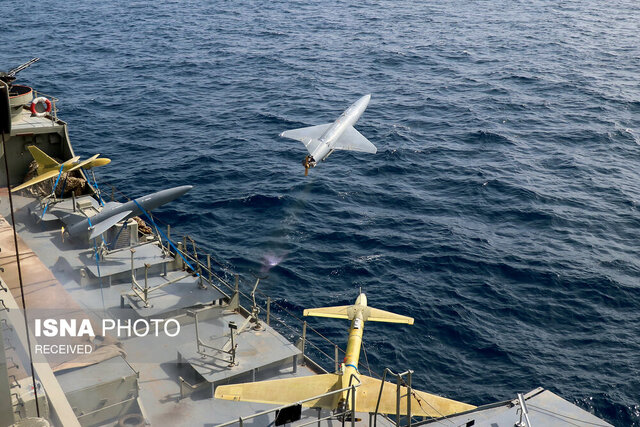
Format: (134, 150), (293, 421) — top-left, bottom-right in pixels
(176, 185), (193, 195)
(355, 293), (367, 306)
(161, 185), (193, 201)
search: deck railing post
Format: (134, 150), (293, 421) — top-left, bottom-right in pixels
(266, 297), (271, 326)
(181, 235), (187, 269)
(407, 371), (412, 427)
(193, 311), (201, 353)
(191, 237), (198, 262)
(176, 242), (183, 269)
(335, 345), (339, 373)
(301, 321), (307, 365)
(197, 264), (204, 288)
(396, 374), (401, 426)
(229, 274), (240, 310)
(166, 225), (171, 253)
(351, 384), (356, 427)
(143, 263), (149, 307)
(130, 248), (135, 285)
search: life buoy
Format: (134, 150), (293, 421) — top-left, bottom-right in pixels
(30, 97), (52, 116)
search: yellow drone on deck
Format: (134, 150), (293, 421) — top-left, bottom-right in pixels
(11, 145), (110, 192)
(214, 293), (475, 418)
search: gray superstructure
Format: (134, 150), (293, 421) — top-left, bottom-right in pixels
(0, 66), (612, 427)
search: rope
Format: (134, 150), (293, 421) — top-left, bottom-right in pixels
(362, 340), (373, 377)
(85, 169), (104, 206)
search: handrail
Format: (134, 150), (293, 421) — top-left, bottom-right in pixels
(102, 183), (383, 378)
(93, 185), (418, 426)
(516, 393), (532, 427)
(374, 368), (413, 427)
(215, 375), (362, 427)
(171, 233), (388, 378)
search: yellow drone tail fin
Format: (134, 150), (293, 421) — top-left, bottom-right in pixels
(27, 145), (59, 174)
(11, 168), (62, 192)
(364, 307), (414, 324)
(304, 305), (414, 324)
(214, 373), (341, 409)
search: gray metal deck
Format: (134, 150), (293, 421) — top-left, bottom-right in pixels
(2, 195), (395, 426)
(420, 388), (612, 427)
(122, 272), (225, 318)
(31, 196), (101, 224)
(84, 242), (170, 278)
(177, 311), (301, 390)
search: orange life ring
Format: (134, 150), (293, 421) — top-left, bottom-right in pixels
(30, 97), (51, 116)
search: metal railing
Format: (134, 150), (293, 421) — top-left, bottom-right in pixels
(216, 374), (361, 427)
(102, 185), (418, 426)
(141, 223), (393, 380)
(516, 393), (532, 427)
(373, 369), (414, 427)
(33, 90), (59, 122)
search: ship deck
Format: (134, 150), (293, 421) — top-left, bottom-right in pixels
(0, 193), (396, 426)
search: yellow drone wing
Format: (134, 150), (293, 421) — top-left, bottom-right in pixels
(355, 374), (475, 416)
(11, 168), (63, 192)
(215, 373), (475, 417)
(215, 373), (342, 409)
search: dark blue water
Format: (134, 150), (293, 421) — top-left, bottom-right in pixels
(2, 0), (639, 424)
